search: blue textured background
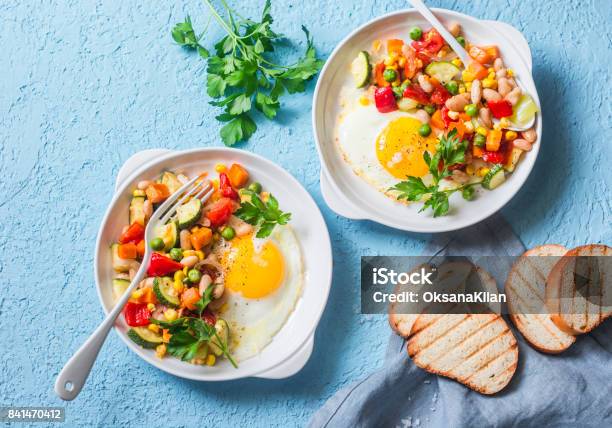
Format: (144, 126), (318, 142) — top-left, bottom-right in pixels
(1, 0), (610, 426)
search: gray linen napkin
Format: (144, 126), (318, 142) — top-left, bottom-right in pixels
(309, 214), (612, 428)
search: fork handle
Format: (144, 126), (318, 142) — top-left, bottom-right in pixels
(54, 272), (143, 400)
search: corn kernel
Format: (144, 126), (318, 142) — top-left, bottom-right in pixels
(505, 130), (517, 141)
(148, 324), (160, 333)
(488, 71), (496, 80)
(461, 70), (475, 83)
(164, 308), (178, 322)
(215, 163), (226, 173)
(398, 57), (406, 67)
(391, 80), (400, 87)
(372, 40), (381, 52)
(464, 121), (474, 132)
(359, 96), (370, 106)
(465, 81), (472, 91)
(156, 344), (167, 359)
(487, 67), (495, 73)
(458, 85), (466, 94)
(384, 57), (395, 66)
(162, 329), (171, 343)
(507, 69), (514, 77)
(451, 58), (463, 68)
(447, 111), (460, 120)
(183, 266), (189, 275)
(206, 354), (216, 366)
(147, 303), (156, 311)
(183, 250), (196, 257)
(499, 118), (510, 128)
(195, 250), (204, 260)
(261, 191), (270, 203)
(131, 289), (143, 299)
(476, 127), (488, 136)
(466, 165), (475, 176)
(133, 189), (146, 197)
(477, 167), (490, 177)
(482, 78), (495, 89)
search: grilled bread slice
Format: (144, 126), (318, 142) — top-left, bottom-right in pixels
(407, 311), (518, 395)
(546, 244), (612, 335)
(506, 245), (576, 353)
(389, 261), (473, 338)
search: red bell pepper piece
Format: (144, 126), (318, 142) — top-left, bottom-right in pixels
(403, 84), (429, 105)
(147, 252), (183, 276)
(374, 86), (397, 113)
(411, 29), (445, 54)
(440, 106), (453, 128)
(201, 309), (217, 326)
(219, 173), (239, 200)
(124, 302), (151, 326)
(487, 99), (513, 118)
(430, 82), (451, 106)
(482, 150), (505, 164)
(206, 197), (234, 227)
(119, 222), (145, 244)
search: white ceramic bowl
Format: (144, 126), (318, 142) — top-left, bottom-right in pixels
(313, 8), (541, 233)
(94, 148), (332, 380)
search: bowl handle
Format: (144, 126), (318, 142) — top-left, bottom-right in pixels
(254, 334), (314, 379)
(483, 20), (532, 72)
(320, 170), (370, 220)
(115, 149), (173, 192)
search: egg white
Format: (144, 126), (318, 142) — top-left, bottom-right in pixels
(214, 225), (303, 362)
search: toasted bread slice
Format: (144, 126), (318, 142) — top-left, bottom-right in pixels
(506, 245), (576, 353)
(407, 312), (518, 395)
(389, 261), (473, 338)
(546, 244), (612, 335)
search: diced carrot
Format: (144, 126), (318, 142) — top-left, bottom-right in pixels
(118, 242), (137, 259)
(430, 110), (445, 129)
(145, 183), (170, 204)
(139, 287), (158, 304)
(486, 129), (502, 151)
(468, 46), (492, 65)
(375, 62), (389, 87)
(448, 121), (466, 139)
(387, 39), (404, 55)
(473, 145), (484, 158)
(162, 329), (171, 343)
(481, 45), (499, 60)
(467, 61), (488, 80)
(136, 240), (146, 258)
(459, 113), (471, 122)
(227, 163), (249, 188)
(190, 227), (212, 250)
(181, 287), (200, 310)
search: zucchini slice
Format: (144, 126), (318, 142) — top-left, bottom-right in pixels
(425, 61), (460, 84)
(127, 327), (163, 349)
(111, 244), (132, 273)
(482, 164), (506, 190)
(153, 277), (180, 308)
(351, 51), (371, 88)
(397, 97), (419, 112)
(112, 279), (130, 302)
(161, 171), (183, 195)
(176, 198), (202, 230)
(209, 319), (229, 356)
(154, 221), (179, 250)
(504, 147), (524, 172)
(129, 196), (146, 226)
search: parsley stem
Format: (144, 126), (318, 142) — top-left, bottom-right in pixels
(203, 0), (236, 39)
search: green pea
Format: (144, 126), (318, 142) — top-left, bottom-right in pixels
(221, 226), (236, 240)
(247, 182), (262, 193)
(464, 103), (478, 117)
(474, 133), (486, 147)
(462, 186), (475, 201)
(188, 269), (202, 284)
(409, 26), (423, 41)
(445, 80), (459, 95)
(456, 36), (466, 47)
(169, 248), (183, 261)
(383, 68), (397, 82)
(150, 237), (165, 251)
(424, 104), (436, 115)
(418, 123), (432, 137)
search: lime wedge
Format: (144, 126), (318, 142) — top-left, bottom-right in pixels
(510, 94), (538, 128)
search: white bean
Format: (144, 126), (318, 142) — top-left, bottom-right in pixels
(137, 180), (152, 190)
(180, 230), (192, 250)
(445, 93), (470, 112)
(446, 22), (461, 37)
(505, 87), (522, 106)
(470, 79), (482, 104)
(497, 78), (512, 97)
(496, 68), (507, 79)
(415, 109), (430, 124)
(143, 199), (152, 220)
(447, 110), (460, 120)
(521, 128), (537, 143)
(493, 58), (504, 71)
(483, 88), (502, 102)
(452, 170), (469, 184)
(479, 107), (493, 128)
(198, 274), (212, 295)
(513, 138), (532, 151)
(228, 215), (253, 237)
(417, 73), (433, 93)
(180, 255), (199, 268)
(213, 281), (225, 299)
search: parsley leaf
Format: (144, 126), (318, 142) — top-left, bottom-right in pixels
(194, 284), (214, 316)
(391, 129), (479, 217)
(172, 1), (323, 146)
(235, 192), (291, 238)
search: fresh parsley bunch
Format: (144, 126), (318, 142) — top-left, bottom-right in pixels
(235, 191), (291, 238)
(171, 0), (324, 146)
(390, 129), (477, 217)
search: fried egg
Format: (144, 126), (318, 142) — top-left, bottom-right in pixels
(335, 93), (438, 199)
(213, 225), (303, 362)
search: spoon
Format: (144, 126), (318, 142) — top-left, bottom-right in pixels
(408, 0), (535, 131)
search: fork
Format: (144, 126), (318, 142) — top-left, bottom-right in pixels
(55, 176), (213, 400)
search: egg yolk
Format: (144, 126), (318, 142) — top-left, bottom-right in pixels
(376, 116), (437, 178)
(222, 233), (285, 299)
